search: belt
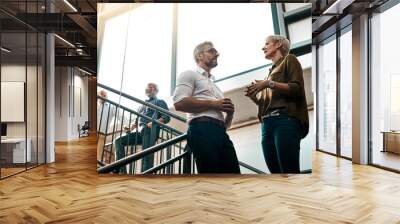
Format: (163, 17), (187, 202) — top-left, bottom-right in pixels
(262, 109), (287, 119)
(189, 117), (226, 129)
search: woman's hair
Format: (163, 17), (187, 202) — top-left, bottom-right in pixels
(193, 41), (213, 63)
(267, 35), (291, 56)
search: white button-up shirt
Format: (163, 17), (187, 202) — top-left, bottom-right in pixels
(97, 102), (116, 134)
(173, 66), (225, 123)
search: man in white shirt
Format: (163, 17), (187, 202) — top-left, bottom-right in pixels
(173, 41), (240, 174)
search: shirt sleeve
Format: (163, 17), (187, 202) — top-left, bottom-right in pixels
(157, 100), (171, 124)
(285, 54), (304, 99)
(138, 105), (147, 127)
(173, 71), (196, 104)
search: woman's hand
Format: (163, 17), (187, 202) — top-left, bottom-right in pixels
(245, 80), (268, 98)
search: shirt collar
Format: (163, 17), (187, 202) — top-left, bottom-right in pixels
(195, 66), (215, 81)
(269, 56), (285, 73)
(147, 96), (157, 101)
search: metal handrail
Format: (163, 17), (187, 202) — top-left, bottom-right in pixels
(99, 96), (183, 135)
(97, 84), (266, 174)
(97, 160), (105, 167)
(97, 83), (187, 123)
(238, 161), (265, 174)
(97, 133), (188, 174)
(99, 129), (264, 174)
(214, 63), (272, 83)
(142, 151), (189, 174)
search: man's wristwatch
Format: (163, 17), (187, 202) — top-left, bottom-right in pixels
(268, 80), (275, 89)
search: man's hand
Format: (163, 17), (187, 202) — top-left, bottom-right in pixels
(147, 122), (152, 129)
(123, 125), (130, 132)
(146, 117), (165, 129)
(225, 107), (235, 129)
(124, 123), (137, 133)
(212, 98), (235, 113)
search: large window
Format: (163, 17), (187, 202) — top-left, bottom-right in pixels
(317, 36), (337, 154)
(339, 28), (352, 158)
(176, 3), (273, 81)
(98, 3), (275, 103)
(370, 3), (400, 171)
(98, 12), (130, 103)
(122, 4), (173, 101)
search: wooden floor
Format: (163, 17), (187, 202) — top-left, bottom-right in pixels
(0, 136), (400, 223)
(1, 167), (26, 178)
(373, 151), (400, 171)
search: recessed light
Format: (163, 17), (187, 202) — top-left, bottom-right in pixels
(78, 67), (92, 76)
(1, 47), (11, 53)
(54, 34), (75, 48)
(63, 0), (78, 12)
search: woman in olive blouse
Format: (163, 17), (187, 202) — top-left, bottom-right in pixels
(245, 35), (309, 173)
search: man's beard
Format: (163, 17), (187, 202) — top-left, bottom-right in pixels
(146, 91), (155, 98)
(206, 58), (218, 68)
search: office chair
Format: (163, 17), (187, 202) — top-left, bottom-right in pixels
(79, 121), (90, 138)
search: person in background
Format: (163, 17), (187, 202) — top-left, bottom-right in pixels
(114, 83), (170, 174)
(97, 89), (116, 162)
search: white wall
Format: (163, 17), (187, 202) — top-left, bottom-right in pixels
(1, 65), (41, 137)
(167, 66), (313, 130)
(55, 67), (89, 141)
(223, 67), (313, 125)
(1, 64), (46, 163)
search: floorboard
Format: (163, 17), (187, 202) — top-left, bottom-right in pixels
(0, 135), (399, 223)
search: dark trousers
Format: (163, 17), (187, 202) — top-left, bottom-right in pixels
(187, 121), (240, 174)
(141, 126), (160, 172)
(115, 126), (159, 174)
(261, 115), (301, 173)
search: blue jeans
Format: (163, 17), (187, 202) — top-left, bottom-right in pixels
(261, 115), (302, 173)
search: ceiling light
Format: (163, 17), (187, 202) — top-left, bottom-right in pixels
(1, 47), (11, 53)
(322, 0), (354, 15)
(63, 0), (78, 12)
(54, 34), (75, 48)
(78, 67), (92, 76)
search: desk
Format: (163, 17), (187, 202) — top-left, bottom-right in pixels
(381, 131), (400, 154)
(1, 138), (31, 163)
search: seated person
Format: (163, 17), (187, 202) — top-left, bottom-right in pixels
(115, 83), (170, 174)
(97, 90), (117, 162)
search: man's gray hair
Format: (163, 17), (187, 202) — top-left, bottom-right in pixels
(267, 35), (291, 56)
(148, 82), (159, 93)
(193, 41), (213, 63)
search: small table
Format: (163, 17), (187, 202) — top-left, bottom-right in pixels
(1, 138), (32, 164)
(381, 131), (400, 154)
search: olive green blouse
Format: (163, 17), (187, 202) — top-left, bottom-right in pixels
(254, 54), (309, 130)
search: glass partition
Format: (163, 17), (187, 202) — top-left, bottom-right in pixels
(317, 35), (337, 155)
(370, 3), (400, 171)
(0, 1), (47, 179)
(1, 31), (27, 177)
